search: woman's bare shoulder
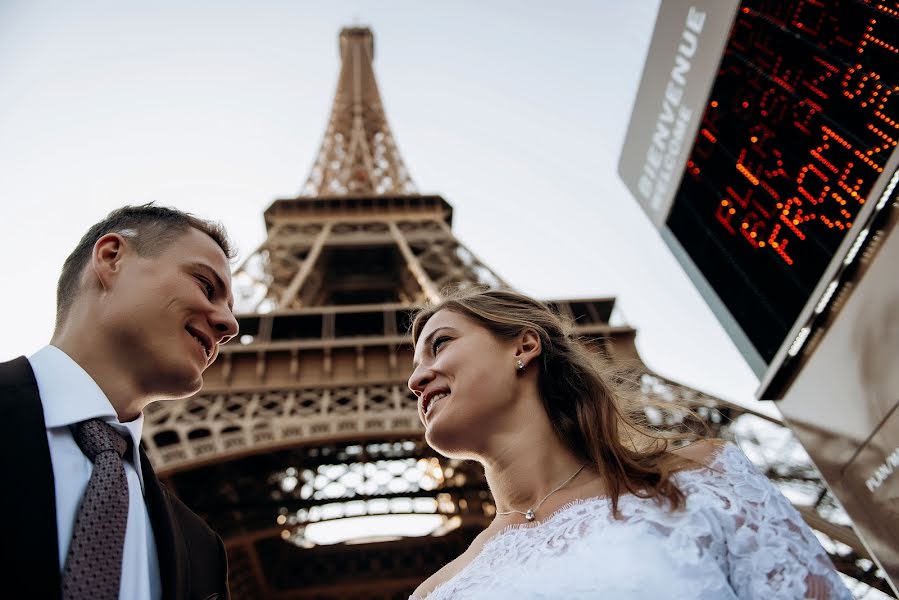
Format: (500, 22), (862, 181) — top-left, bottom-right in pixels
(670, 438), (729, 469)
(410, 559), (460, 600)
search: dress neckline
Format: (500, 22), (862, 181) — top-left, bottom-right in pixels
(411, 441), (736, 600)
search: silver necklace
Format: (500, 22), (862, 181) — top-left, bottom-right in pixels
(497, 464), (586, 521)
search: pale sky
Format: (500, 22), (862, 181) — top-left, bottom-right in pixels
(0, 0), (777, 418)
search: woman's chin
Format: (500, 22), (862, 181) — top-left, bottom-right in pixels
(425, 420), (480, 460)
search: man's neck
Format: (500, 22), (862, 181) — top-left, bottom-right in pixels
(49, 334), (145, 422)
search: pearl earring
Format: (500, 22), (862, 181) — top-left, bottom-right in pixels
(516, 359), (525, 371)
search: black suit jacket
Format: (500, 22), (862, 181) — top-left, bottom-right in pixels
(0, 356), (230, 600)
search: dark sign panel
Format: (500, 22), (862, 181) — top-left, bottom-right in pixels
(666, 0), (898, 366)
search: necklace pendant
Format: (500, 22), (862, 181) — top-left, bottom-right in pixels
(525, 509), (535, 521)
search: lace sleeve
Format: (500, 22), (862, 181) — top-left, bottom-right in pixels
(715, 444), (852, 600)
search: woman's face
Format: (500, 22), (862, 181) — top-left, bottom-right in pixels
(408, 309), (521, 457)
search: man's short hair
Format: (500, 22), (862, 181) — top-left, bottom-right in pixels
(55, 203), (234, 330)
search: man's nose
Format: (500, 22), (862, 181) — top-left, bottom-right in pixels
(211, 306), (239, 344)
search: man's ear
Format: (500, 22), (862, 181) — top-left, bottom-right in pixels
(92, 233), (129, 291)
(515, 328), (542, 368)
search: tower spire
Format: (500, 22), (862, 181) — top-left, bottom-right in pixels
(302, 27), (416, 196)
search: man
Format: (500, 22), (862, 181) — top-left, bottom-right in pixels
(0, 204), (239, 599)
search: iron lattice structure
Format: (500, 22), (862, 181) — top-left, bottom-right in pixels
(301, 27), (416, 198)
(142, 27), (893, 599)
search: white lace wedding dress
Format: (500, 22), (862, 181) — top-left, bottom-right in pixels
(412, 442), (852, 599)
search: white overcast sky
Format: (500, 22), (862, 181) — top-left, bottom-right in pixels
(0, 0), (777, 418)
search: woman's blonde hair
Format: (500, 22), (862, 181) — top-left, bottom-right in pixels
(411, 286), (704, 516)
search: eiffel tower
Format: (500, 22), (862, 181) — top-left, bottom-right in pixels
(141, 27), (891, 599)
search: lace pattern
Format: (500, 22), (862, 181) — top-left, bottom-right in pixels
(412, 443), (851, 600)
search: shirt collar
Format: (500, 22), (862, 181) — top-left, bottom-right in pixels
(29, 344), (146, 491)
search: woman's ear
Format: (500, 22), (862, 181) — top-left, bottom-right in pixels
(515, 328), (542, 370)
(91, 233), (127, 291)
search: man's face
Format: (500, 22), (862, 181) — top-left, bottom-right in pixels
(104, 227), (238, 399)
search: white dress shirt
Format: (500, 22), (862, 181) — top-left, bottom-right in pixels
(29, 345), (161, 600)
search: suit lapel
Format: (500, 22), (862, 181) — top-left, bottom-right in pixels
(141, 449), (188, 600)
(0, 357), (61, 598)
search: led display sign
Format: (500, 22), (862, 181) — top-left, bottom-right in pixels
(666, 0), (897, 365)
(620, 0), (898, 378)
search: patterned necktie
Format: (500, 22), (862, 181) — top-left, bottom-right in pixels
(62, 418), (130, 600)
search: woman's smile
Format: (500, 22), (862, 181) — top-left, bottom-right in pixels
(424, 391), (451, 420)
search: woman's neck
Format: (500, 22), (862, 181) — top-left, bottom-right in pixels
(481, 414), (586, 515)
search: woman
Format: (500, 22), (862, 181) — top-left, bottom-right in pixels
(406, 287), (851, 600)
